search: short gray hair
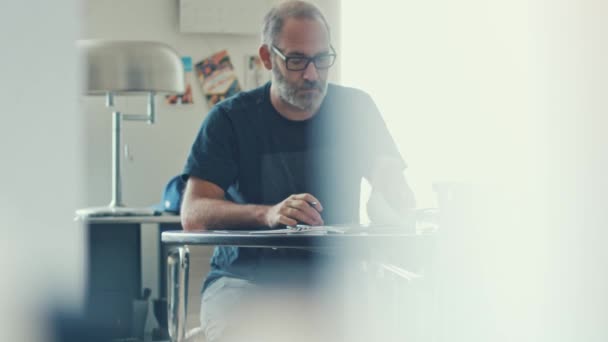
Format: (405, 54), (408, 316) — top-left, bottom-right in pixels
(261, 1), (331, 47)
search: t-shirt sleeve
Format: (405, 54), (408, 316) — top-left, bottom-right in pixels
(354, 91), (407, 180)
(182, 107), (238, 191)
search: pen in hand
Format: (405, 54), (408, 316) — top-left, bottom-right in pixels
(267, 193), (324, 228)
(307, 200), (324, 225)
(309, 201), (322, 211)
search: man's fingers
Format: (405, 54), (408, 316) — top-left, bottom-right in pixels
(284, 207), (315, 225)
(286, 200), (323, 224)
(291, 193), (323, 212)
(287, 199), (324, 224)
(278, 215), (297, 227)
(282, 207), (320, 226)
(277, 193), (325, 226)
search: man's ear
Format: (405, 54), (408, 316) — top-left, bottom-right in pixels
(259, 45), (273, 70)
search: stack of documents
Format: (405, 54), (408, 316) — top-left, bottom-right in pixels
(249, 225), (342, 235)
(248, 224), (410, 235)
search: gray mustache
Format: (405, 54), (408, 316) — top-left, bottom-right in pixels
(300, 81), (323, 91)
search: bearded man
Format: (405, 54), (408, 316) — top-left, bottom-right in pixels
(180, 1), (416, 340)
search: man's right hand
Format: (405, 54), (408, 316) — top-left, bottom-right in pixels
(265, 193), (324, 228)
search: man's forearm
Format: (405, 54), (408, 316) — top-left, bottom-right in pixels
(181, 197), (270, 231)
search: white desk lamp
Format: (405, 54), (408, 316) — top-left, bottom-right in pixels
(76, 40), (185, 218)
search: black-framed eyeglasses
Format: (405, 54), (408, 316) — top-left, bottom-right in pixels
(271, 45), (337, 71)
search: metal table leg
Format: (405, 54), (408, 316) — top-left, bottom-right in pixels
(167, 246), (190, 342)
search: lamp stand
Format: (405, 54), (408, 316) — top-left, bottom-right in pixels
(76, 93), (158, 218)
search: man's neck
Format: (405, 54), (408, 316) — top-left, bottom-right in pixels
(269, 84), (319, 121)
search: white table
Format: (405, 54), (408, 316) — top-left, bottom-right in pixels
(161, 228), (435, 342)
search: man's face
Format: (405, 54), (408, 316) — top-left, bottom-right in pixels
(272, 17), (331, 112)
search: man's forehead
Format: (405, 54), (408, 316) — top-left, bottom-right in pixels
(276, 17), (330, 52)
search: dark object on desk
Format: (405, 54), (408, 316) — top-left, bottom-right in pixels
(153, 175), (186, 214)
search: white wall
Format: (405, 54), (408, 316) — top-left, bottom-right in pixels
(343, 0), (544, 209)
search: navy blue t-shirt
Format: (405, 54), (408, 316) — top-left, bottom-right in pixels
(183, 82), (404, 290)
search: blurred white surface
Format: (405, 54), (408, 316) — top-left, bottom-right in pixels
(0, 0), (84, 340)
(342, 1), (608, 341)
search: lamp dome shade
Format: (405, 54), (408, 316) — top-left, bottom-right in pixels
(78, 40), (185, 95)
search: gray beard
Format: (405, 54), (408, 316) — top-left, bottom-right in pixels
(272, 67), (328, 111)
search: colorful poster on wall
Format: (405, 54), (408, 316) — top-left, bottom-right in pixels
(195, 50), (241, 107)
(166, 56), (194, 105)
(244, 55), (270, 90)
